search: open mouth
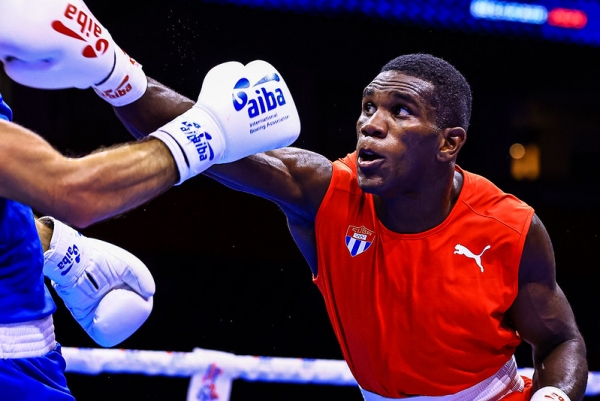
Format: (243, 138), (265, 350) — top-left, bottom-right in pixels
(358, 148), (383, 165)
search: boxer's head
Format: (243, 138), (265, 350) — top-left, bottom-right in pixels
(380, 54), (472, 132)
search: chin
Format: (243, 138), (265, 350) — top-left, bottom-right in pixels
(357, 175), (384, 194)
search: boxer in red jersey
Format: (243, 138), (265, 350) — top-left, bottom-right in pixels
(114, 54), (587, 401)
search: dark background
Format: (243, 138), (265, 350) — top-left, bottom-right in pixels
(2, 1), (599, 399)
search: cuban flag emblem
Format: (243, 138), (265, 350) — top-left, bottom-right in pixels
(345, 225), (375, 257)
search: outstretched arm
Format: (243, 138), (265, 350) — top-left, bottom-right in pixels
(508, 214), (588, 401)
(115, 78), (333, 221)
(114, 78), (332, 273)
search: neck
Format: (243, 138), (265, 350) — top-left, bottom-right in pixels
(375, 168), (463, 234)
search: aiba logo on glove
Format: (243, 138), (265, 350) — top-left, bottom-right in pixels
(232, 73), (287, 118)
(179, 121), (215, 162)
(52, 3), (110, 59)
(57, 244), (81, 276)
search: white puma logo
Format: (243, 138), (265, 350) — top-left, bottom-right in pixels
(454, 244), (491, 272)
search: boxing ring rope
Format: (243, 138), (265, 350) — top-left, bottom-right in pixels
(62, 347), (600, 400)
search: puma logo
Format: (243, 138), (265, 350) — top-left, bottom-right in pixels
(454, 244), (491, 272)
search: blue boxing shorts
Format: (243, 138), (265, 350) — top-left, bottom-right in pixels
(0, 343), (75, 401)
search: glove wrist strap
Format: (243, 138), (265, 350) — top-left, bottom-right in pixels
(93, 47), (148, 107)
(150, 106), (225, 185)
(42, 217), (88, 286)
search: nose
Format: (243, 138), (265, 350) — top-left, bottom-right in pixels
(359, 110), (387, 138)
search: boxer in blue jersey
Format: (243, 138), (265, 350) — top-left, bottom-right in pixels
(0, 94), (157, 400)
(0, 93), (75, 400)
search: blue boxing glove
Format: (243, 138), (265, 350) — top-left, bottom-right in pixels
(0, 93), (12, 121)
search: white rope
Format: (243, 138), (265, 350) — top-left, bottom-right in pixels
(62, 347), (600, 396)
(63, 347), (356, 384)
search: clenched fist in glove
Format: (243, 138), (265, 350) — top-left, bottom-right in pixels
(0, 0), (146, 106)
(41, 216), (155, 347)
(150, 60), (301, 184)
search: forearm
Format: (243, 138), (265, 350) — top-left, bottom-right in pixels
(113, 78), (194, 138)
(59, 138), (178, 226)
(533, 338), (588, 401)
(205, 148), (332, 217)
(205, 149), (312, 205)
(1, 121), (177, 227)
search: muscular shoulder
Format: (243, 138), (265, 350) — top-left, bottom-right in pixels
(270, 147), (333, 220)
(518, 214), (556, 288)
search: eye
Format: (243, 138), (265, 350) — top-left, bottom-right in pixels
(393, 105), (411, 117)
(363, 102), (376, 115)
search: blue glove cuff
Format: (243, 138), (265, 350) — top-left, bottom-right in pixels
(0, 93), (13, 122)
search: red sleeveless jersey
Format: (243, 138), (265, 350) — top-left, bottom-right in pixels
(314, 152), (534, 398)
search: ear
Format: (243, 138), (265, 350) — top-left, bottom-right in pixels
(437, 127), (466, 162)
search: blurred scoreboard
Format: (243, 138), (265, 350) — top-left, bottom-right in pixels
(203, 0), (600, 46)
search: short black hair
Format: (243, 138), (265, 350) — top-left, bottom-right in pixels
(381, 54), (472, 131)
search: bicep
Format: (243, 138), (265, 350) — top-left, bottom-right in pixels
(507, 214), (582, 360)
(205, 147), (332, 220)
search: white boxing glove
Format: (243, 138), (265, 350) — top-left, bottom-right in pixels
(530, 386), (571, 401)
(150, 60), (300, 184)
(0, 0), (146, 106)
(41, 216), (155, 347)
